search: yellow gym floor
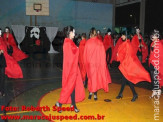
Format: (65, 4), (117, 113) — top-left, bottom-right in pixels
(38, 83), (163, 122)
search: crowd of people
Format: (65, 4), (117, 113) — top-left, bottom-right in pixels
(55, 26), (163, 113)
(0, 25), (162, 113)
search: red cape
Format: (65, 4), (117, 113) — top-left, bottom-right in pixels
(84, 37), (112, 92)
(117, 40), (151, 84)
(97, 34), (103, 42)
(110, 38), (123, 63)
(3, 33), (28, 61)
(103, 34), (114, 51)
(131, 35), (148, 63)
(149, 40), (163, 87)
(79, 39), (86, 81)
(0, 37), (23, 78)
(103, 34), (114, 63)
(58, 38), (85, 104)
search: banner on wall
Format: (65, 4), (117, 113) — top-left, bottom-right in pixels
(20, 26), (50, 53)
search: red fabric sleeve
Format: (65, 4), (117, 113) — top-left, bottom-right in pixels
(79, 39), (86, 81)
(111, 38), (123, 63)
(117, 40), (151, 84)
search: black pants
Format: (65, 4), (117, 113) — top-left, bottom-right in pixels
(0, 68), (5, 94)
(59, 88), (76, 108)
(149, 64), (160, 90)
(106, 48), (112, 64)
(118, 75), (137, 96)
(137, 50), (142, 63)
(71, 88), (76, 107)
(84, 75), (88, 88)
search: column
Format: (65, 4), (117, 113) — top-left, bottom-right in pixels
(112, 0), (116, 32)
(139, 0), (146, 36)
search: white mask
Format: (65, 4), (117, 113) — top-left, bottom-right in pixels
(151, 35), (158, 41)
(70, 29), (75, 39)
(5, 28), (9, 33)
(136, 29), (140, 34)
(108, 32), (111, 35)
(73, 29), (75, 35)
(30, 27), (40, 39)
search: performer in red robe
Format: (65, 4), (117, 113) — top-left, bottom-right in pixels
(116, 32), (151, 102)
(103, 28), (114, 64)
(84, 28), (112, 100)
(56, 26), (85, 113)
(79, 33), (87, 83)
(131, 27), (148, 63)
(0, 31), (23, 79)
(149, 29), (163, 97)
(3, 27), (28, 61)
(97, 30), (103, 41)
(110, 37), (123, 63)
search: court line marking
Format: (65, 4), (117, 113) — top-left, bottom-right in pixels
(0, 111), (33, 116)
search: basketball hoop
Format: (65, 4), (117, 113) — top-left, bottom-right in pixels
(35, 9), (40, 12)
(33, 3), (42, 12)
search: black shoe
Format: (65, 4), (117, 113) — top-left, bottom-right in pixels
(55, 102), (62, 113)
(94, 95), (98, 101)
(94, 97), (98, 101)
(74, 108), (80, 113)
(88, 94), (92, 99)
(2, 93), (5, 97)
(116, 94), (123, 99)
(70, 105), (80, 113)
(131, 94), (138, 102)
(0, 92), (5, 97)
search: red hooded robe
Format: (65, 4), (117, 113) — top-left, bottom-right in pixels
(84, 37), (112, 92)
(0, 37), (23, 78)
(131, 35), (148, 63)
(117, 39), (151, 84)
(58, 38), (85, 104)
(103, 34), (114, 63)
(79, 39), (86, 81)
(3, 33), (28, 61)
(97, 34), (103, 42)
